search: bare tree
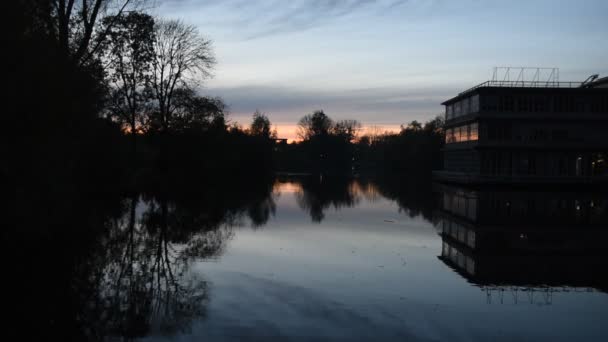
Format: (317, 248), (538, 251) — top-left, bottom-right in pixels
(150, 19), (216, 133)
(332, 119), (362, 142)
(364, 125), (386, 145)
(102, 12), (155, 140)
(49, 0), (147, 65)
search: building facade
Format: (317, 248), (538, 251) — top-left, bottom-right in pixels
(434, 76), (608, 184)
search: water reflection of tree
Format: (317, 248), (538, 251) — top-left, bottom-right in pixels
(87, 185), (276, 339)
(295, 176), (360, 222)
(89, 196), (216, 339)
(247, 195), (277, 228)
(8, 177), (276, 341)
(290, 175), (437, 223)
(373, 176), (437, 222)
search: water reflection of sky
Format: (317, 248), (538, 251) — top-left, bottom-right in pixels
(143, 180), (608, 342)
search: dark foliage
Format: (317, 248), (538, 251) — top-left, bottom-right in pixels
(275, 112), (444, 176)
(354, 116), (445, 176)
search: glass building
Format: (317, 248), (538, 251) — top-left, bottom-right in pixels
(434, 76), (608, 184)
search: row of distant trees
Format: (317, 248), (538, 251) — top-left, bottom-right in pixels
(272, 109), (444, 175)
(355, 116), (445, 176)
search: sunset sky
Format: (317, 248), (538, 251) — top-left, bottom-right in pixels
(156, 0), (608, 141)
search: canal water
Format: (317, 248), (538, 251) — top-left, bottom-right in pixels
(15, 177), (608, 341)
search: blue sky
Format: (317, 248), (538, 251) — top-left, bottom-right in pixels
(155, 0), (608, 140)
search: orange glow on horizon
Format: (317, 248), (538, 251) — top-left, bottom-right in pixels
(273, 123), (403, 143)
(272, 181), (303, 193)
(273, 124), (301, 143)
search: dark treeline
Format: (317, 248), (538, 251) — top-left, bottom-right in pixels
(8, 0), (444, 198)
(274, 110), (445, 176)
(8, 0), (274, 198)
(355, 117), (445, 176)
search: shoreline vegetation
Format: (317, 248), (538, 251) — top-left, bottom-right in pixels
(8, 0), (444, 199)
(6, 2), (447, 340)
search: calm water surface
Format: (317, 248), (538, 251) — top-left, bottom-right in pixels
(22, 177), (608, 341)
(109, 178), (608, 342)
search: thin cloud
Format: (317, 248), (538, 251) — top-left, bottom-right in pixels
(161, 0), (413, 40)
(203, 85), (451, 124)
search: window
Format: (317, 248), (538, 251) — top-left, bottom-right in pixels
(457, 126), (466, 142)
(467, 230), (476, 249)
(470, 95), (480, 113)
(453, 126), (461, 142)
(455, 101), (462, 116)
(469, 123), (479, 141)
(483, 96), (498, 111)
(504, 96), (514, 111)
(445, 128), (455, 143)
(518, 96), (529, 112)
(467, 198), (477, 221)
(445, 122), (479, 144)
(462, 98), (470, 115)
(534, 96), (547, 112)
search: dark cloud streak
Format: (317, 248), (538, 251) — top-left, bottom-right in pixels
(161, 0), (412, 40)
(203, 85), (451, 123)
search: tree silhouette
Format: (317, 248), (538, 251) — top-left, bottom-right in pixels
(250, 109), (273, 139)
(101, 11), (155, 157)
(149, 19), (216, 133)
(297, 110), (333, 140)
(355, 116), (445, 175)
(332, 119), (362, 142)
(50, 0), (146, 66)
(158, 87), (227, 133)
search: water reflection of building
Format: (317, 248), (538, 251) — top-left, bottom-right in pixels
(435, 183), (608, 303)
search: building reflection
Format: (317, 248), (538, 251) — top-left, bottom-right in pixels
(435, 183), (608, 303)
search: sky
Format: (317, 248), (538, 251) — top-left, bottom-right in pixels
(154, 0), (608, 141)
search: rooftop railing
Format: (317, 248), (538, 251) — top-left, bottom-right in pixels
(459, 80), (584, 96)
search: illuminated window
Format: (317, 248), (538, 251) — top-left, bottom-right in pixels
(469, 122), (479, 141)
(446, 122), (479, 144)
(456, 126), (464, 142)
(445, 128), (455, 143)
